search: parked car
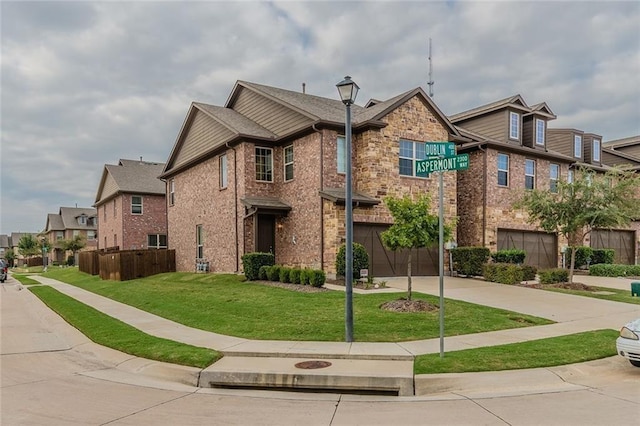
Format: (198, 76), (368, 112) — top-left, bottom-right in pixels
(0, 259), (7, 283)
(616, 318), (640, 367)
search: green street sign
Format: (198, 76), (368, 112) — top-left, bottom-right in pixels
(416, 153), (469, 176)
(424, 142), (456, 158)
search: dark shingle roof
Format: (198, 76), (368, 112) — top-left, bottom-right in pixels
(59, 207), (97, 230)
(194, 103), (276, 139)
(46, 213), (65, 231)
(449, 94), (530, 122)
(106, 160), (166, 194)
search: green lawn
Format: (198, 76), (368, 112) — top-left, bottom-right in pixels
(43, 268), (553, 342)
(11, 274), (41, 285)
(541, 285), (640, 305)
(29, 285), (220, 368)
(414, 329), (618, 374)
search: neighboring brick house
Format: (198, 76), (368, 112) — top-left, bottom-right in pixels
(42, 208), (98, 264)
(160, 80), (462, 276)
(94, 159), (167, 251)
(0, 234), (9, 259)
(451, 96), (585, 269)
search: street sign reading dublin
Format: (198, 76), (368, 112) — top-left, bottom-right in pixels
(423, 142), (456, 158)
(416, 153), (469, 177)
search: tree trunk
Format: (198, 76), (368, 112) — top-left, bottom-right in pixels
(568, 247), (576, 284)
(407, 250), (412, 301)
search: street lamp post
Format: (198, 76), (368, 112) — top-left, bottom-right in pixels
(336, 76), (359, 343)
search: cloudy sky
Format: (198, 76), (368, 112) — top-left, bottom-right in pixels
(1, 1), (639, 235)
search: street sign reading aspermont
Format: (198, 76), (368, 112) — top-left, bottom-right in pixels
(415, 153), (469, 176)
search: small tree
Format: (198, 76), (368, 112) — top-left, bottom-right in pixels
(18, 234), (40, 260)
(4, 250), (16, 267)
(58, 235), (87, 265)
(381, 194), (451, 300)
(515, 166), (640, 283)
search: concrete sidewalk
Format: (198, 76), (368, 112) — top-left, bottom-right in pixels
(13, 273), (640, 395)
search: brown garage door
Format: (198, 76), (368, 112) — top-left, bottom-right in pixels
(591, 229), (636, 265)
(354, 224), (438, 277)
(497, 229), (558, 269)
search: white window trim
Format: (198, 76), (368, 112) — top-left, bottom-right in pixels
(148, 234), (167, 249)
(593, 139), (601, 162)
(574, 135), (582, 158)
(535, 119), (545, 145)
(525, 159), (536, 190)
(196, 225), (204, 259)
(509, 112), (520, 140)
(255, 147), (274, 182)
(399, 139), (428, 178)
(549, 163), (559, 193)
(131, 196), (143, 215)
(87, 230), (96, 241)
(283, 145), (294, 182)
(497, 153), (509, 187)
(219, 155), (228, 189)
(169, 179), (175, 205)
(337, 136), (346, 174)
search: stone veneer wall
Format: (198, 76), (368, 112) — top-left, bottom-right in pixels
(322, 96), (457, 274)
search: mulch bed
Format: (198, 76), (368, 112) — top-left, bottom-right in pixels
(379, 298), (439, 313)
(517, 282), (595, 291)
(251, 280), (330, 293)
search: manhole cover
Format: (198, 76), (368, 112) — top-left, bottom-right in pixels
(294, 360), (332, 369)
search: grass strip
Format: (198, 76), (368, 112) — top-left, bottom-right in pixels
(11, 274), (40, 285)
(29, 285), (220, 368)
(414, 329), (618, 374)
(43, 268), (553, 342)
(541, 286), (640, 305)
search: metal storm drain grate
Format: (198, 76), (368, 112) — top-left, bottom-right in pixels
(294, 360), (332, 369)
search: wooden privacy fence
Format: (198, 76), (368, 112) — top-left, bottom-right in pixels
(79, 249), (176, 281)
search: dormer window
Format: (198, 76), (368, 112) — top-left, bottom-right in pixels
(574, 135), (582, 158)
(509, 112), (520, 140)
(535, 119), (545, 145)
(593, 139), (601, 162)
(78, 215), (87, 225)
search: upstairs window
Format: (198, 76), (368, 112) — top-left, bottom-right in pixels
(114, 199), (117, 217)
(284, 145), (294, 181)
(219, 155), (228, 189)
(549, 163), (559, 193)
(73, 230), (80, 238)
(525, 159), (536, 190)
(337, 136), (346, 174)
(87, 230), (96, 241)
(593, 139), (601, 162)
(567, 170), (574, 184)
(574, 135), (582, 158)
(56, 231), (64, 240)
(78, 215), (86, 225)
(255, 147), (273, 182)
(399, 139), (427, 177)
(103, 205), (107, 221)
(169, 179), (175, 205)
(509, 112), (520, 140)
(497, 153), (509, 186)
(131, 196), (143, 214)
(535, 119), (545, 145)
(148, 234), (167, 249)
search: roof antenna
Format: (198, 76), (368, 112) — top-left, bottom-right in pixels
(427, 38), (434, 98)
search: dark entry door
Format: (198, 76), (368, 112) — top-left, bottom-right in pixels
(257, 214), (276, 254)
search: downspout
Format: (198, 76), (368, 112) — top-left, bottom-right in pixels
(312, 123), (324, 270)
(226, 141), (240, 272)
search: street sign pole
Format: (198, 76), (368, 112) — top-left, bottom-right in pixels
(439, 170), (445, 358)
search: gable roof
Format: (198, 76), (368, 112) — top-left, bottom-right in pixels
(0, 234), (9, 248)
(162, 80), (461, 178)
(449, 94), (530, 122)
(58, 207), (97, 230)
(527, 102), (557, 119)
(45, 213), (65, 232)
(95, 159), (166, 205)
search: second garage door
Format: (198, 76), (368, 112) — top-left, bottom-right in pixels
(354, 223), (438, 277)
(497, 229), (558, 269)
(591, 229), (636, 265)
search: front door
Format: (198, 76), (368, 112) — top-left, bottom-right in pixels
(257, 214), (276, 254)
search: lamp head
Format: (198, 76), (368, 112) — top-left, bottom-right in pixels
(336, 76), (359, 105)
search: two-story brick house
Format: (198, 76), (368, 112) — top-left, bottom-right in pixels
(450, 95), (580, 269)
(43, 207), (98, 264)
(94, 159), (167, 251)
(160, 80), (462, 276)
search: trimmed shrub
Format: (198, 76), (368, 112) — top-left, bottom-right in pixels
(483, 263), (525, 285)
(539, 268), (569, 284)
(566, 246), (593, 269)
(308, 269), (326, 287)
(279, 267), (292, 283)
(300, 268), (311, 285)
(289, 268), (302, 284)
(521, 265), (538, 281)
(66, 255), (75, 266)
(265, 265), (281, 281)
(491, 249), (526, 264)
(589, 264), (640, 277)
(336, 242), (369, 279)
(241, 252), (275, 281)
(451, 246), (491, 276)
(258, 265), (269, 280)
(591, 249), (615, 265)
